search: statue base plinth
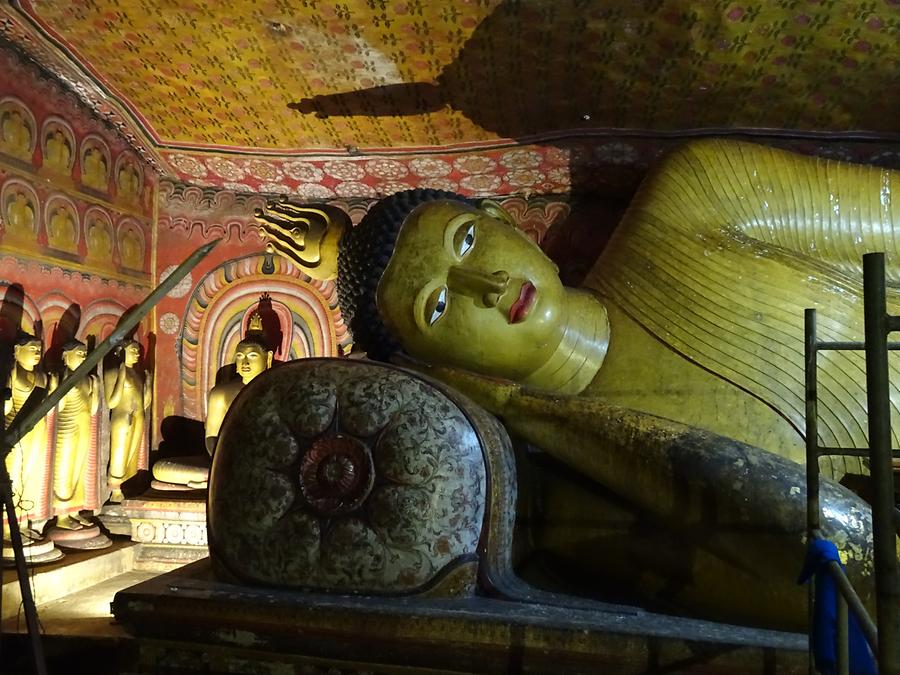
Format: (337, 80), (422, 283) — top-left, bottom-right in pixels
(2, 536), (64, 566)
(45, 524), (113, 551)
(99, 492), (207, 570)
(112, 558), (808, 675)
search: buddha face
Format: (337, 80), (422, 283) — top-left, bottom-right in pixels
(234, 342), (271, 383)
(63, 345), (87, 371)
(14, 339), (42, 370)
(123, 342), (141, 367)
(377, 200), (566, 380)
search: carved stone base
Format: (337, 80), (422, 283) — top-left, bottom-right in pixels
(99, 494), (208, 567)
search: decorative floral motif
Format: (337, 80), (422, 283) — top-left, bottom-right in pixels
(299, 434), (375, 516)
(284, 161), (325, 183)
(505, 169), (544, 189)
(459, 174), (501, 193)
(334, 181), (376, 198)
(500, 149), (542, 169)
(158, 312), (180, 335)
(206, 156), (245, 181)
(168, 154), (207, 178)
(453, 155), (497, 175)
(365, 158), (409, 179)
(323, 160), (365, 181)
(594, 142), (640, 166)
(409, 157), (451, 177)
(245, 158), (282, 181)
(294, 183), (336, 199)
(418, 177), (459, 192)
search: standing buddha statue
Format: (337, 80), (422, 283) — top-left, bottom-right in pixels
(104, 339), (151, 502)
(53, 340), (100, 529)
(3, 333), (59, 562)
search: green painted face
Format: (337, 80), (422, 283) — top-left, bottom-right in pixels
(377, 200), (566, 380)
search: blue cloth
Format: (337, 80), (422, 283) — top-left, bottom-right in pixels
(797, 538), (877, 675)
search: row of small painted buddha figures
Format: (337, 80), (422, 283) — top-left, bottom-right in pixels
(3, 334), (149, 551)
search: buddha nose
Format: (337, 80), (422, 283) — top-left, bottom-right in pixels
(448, 266), (510, 305)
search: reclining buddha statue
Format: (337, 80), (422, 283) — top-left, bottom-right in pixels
(233, 139), (898, 631)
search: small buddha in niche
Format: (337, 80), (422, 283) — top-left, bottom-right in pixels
(86, 218), (112, 261)
(47, 205), (77, 253)
(117, 162), (140, 202)
(3, 333), (53, 540)
(205, 313), (274, 455)
(120, 229), (143, 270)
(44, 129), (72, 175)
(1, 109), (32, 161)
(104, 339), (151, 502)
(4, 192), (35, 242)
(53, 340), (100, 529)
(82, 147), (108, 192)
(151, 312), (273, 490)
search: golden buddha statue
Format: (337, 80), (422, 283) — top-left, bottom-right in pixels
(3, 333), (53, 540)
(151, 312), (273, 490)
(86, 218), (113, 262)
(257, 139), (900, 630)
(53, 340), (100, 529)
(104, 339), (151, 502)
(205, 313), (274, 456)
(119, 229), (143, 270)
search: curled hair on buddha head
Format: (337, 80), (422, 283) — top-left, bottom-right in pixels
(61, 338), (86, 354)
(14, 331), (40, 347)
(336, 188), (475, 361)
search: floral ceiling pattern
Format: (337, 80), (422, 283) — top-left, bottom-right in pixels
(1, 1), (899, 196)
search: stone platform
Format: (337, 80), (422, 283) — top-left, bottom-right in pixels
(99, 490), (207, 570)
(112, 559), (809, 674)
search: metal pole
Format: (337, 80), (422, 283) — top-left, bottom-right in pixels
(837, 593), (849, 675)
(1, 460), (47, 675)
(862, 252), (899, 675)
(805, 308), (820, 675)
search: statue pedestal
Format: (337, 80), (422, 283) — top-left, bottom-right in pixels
(99, 493), (207, 570)
(112, 558), (808, 675)
(45, 524), (112, 551)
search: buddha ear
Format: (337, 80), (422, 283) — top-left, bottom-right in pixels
(479, 199), (517, 228)
(266, 351), (274, 369)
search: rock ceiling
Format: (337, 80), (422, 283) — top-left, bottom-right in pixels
(2, 0), (899, 195)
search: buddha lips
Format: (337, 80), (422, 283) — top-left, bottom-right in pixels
(509, 281), (536, 324)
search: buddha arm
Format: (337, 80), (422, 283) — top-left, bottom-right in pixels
(104, 364), (126, 409)
(205, 388), (228, 455)
(89, 374), (100, 415)
(420, 365), (874, 585)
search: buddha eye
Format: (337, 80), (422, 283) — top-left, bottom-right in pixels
(458, 223), (475, 257)
(426, 287), (448, 326)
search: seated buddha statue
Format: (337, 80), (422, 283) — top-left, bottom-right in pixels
(256, 139), (899, 630)
(3, 333), (57, 553)
(151, 313), (273, 490)
(52, 340), (100, 529)
(104, 339), (151, 503)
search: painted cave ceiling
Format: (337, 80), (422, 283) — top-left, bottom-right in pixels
(2, 0), (899, 195)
